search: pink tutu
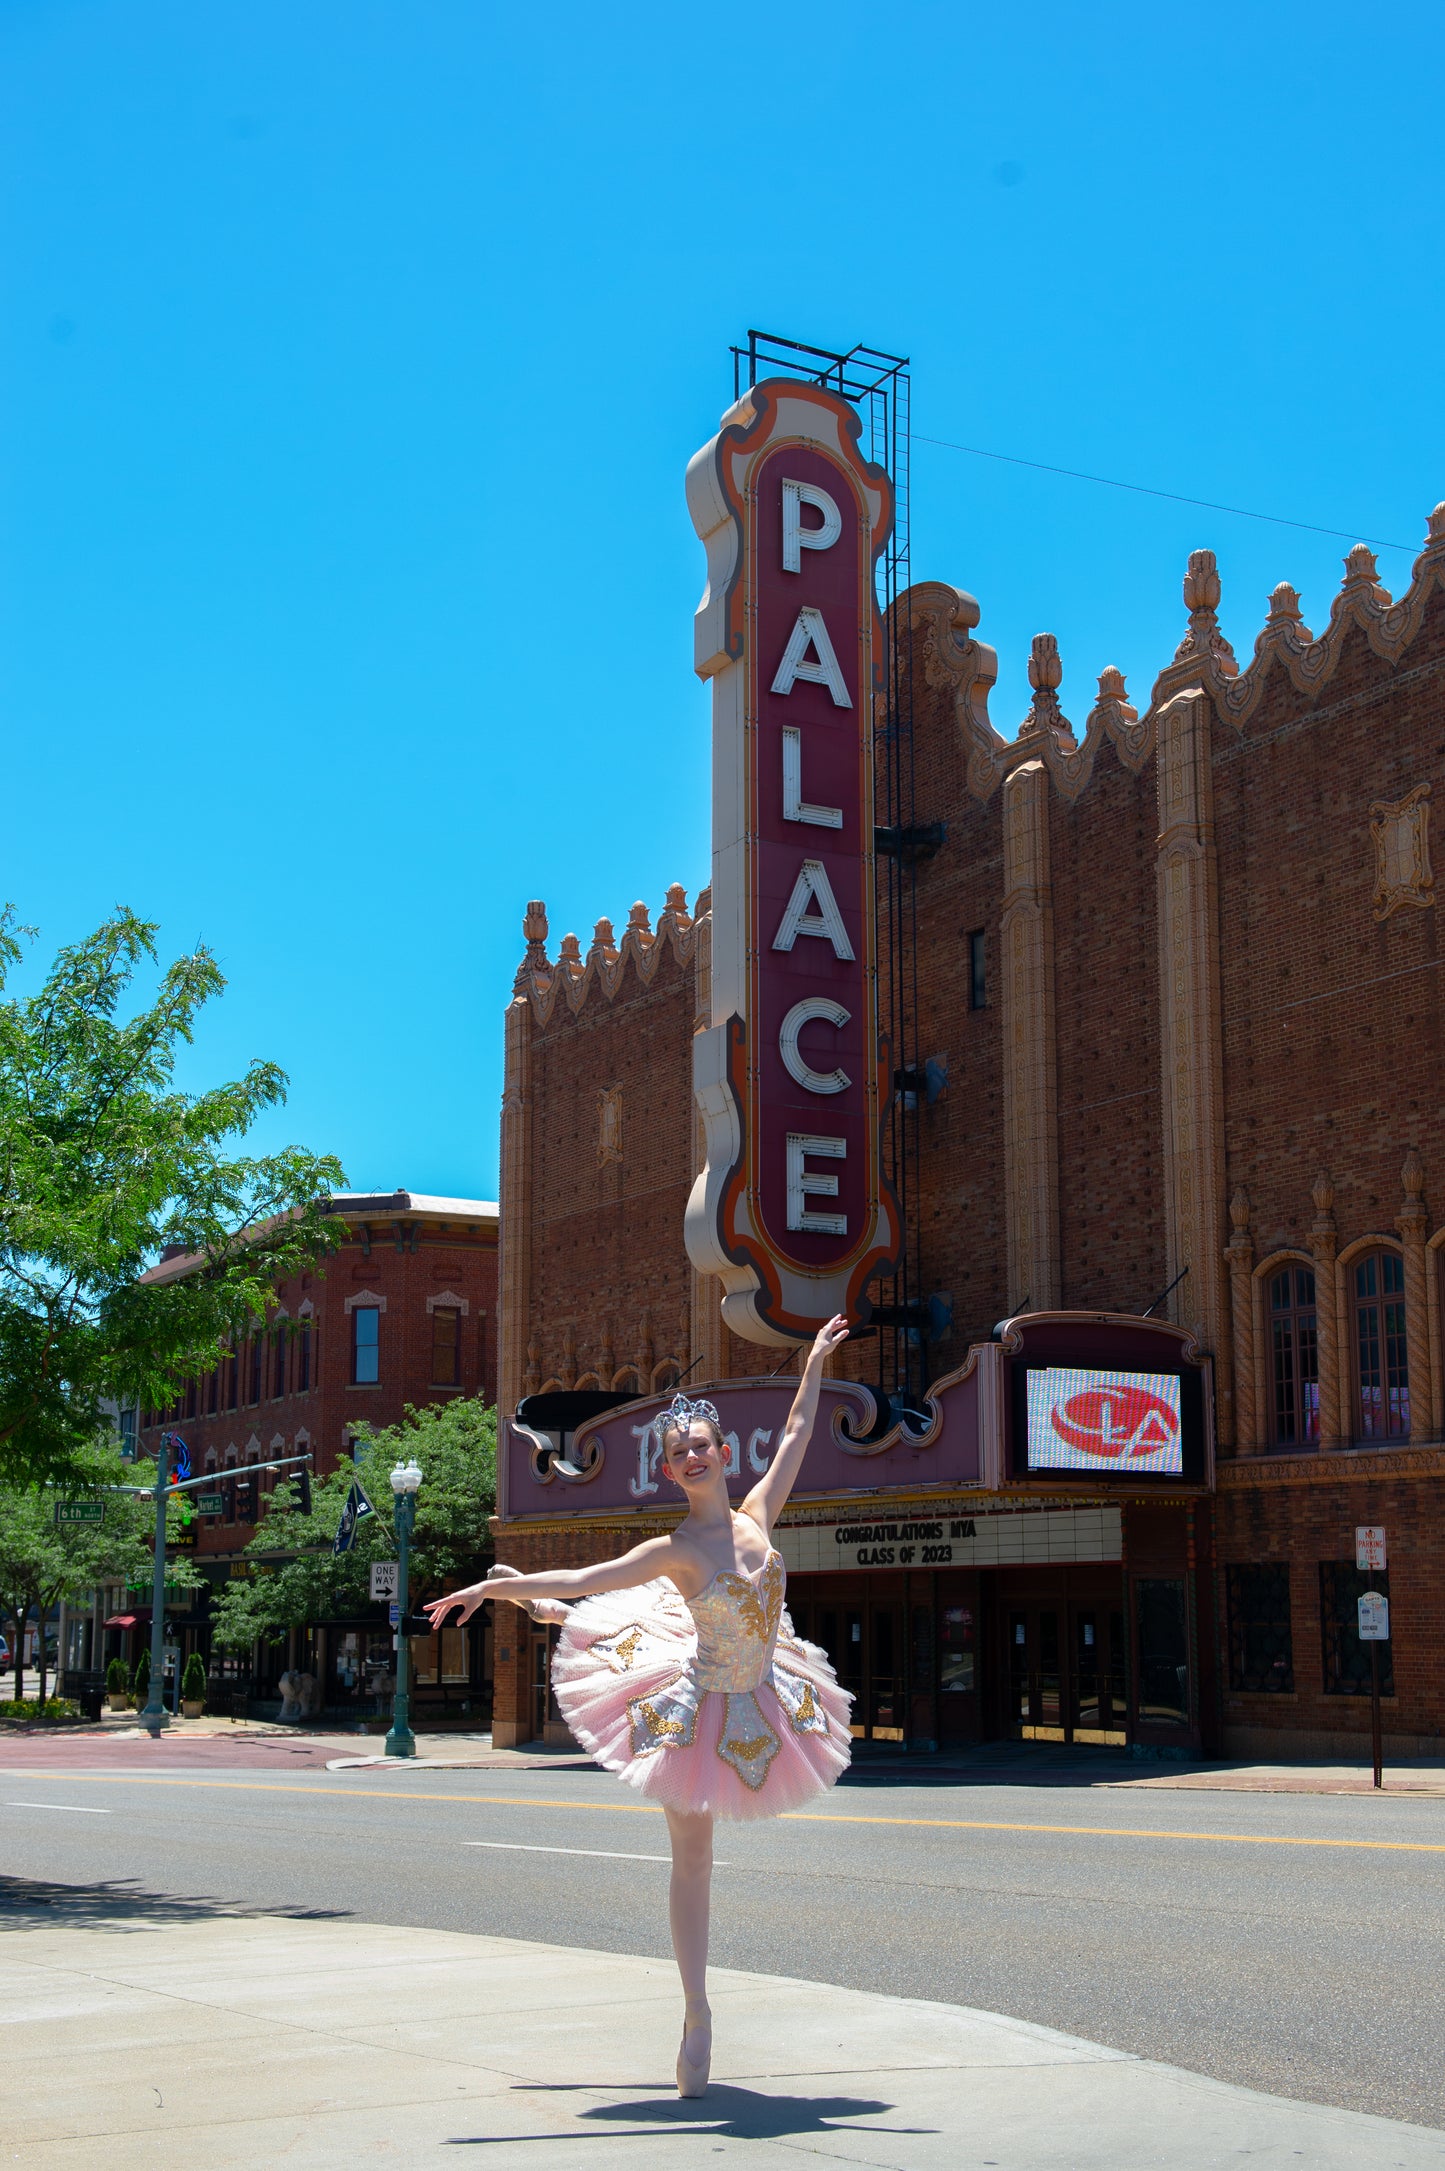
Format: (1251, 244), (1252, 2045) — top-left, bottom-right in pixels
(550, 1557), (852, 1821)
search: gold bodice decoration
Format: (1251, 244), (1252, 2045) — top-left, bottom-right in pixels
(686, 1551), (785, 1692)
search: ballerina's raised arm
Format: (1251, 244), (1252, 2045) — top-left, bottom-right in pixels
(738, 1313), (849, 1541)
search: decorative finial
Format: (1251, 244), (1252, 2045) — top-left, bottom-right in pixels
(1021, 632), (1064, 735)
(558, 932), (583, 977)
(1342, 542), (1392, 607)
(627, 901), (654, 945)
(1095, 664), (1138, 723)
(588, 916), (618, 964)
(1266, 581), (1305, 628)
(1174, 549), (1239, 677)
(660, 882), (692, 934)
(1428, 502), (1445, 542)
(1183, 550), (1222, 616)
(1229, 1186), (1251, 1234)
(1312, 1169), (1335, 1223)
(515, 899), (551, 991)
(1402, 1148), (1425, 1203)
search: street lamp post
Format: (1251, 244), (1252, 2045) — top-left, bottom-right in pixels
(385, 1458), (423, 1759)
(138, 1434), (173, 1738)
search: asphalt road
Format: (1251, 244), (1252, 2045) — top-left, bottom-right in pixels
(3, 1760), (1443, 2132)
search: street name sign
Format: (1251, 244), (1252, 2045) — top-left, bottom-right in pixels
(197, 1493), (225, 1515)
(1358, 1591), (1390, 1641)
(54, 1501), (104, 1526)
(370, 1561), (400, 1602)
(1356, 1526), (1387, 1572)
(388, 1601), (401, 1627)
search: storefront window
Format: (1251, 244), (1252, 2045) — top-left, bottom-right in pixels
(1320, 1562), (1394, 1696)
(413, 1626), (470, 1686)
(1227, 1564), (1294, 1692)
(1135, 1578), (1189, 1725)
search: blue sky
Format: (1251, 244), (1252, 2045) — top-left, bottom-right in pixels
(4, 2), (1442, 1200)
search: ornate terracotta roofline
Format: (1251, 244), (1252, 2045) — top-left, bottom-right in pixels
(909, 497), (1445, 806)
(510, 883), (709, 1024)
(908, 584), (1151, 806)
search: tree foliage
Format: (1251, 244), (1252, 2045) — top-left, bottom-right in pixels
(209, 1397), (497, 1652)
(0, 1435), (202, 1706)
(0, 906), (346, 1481)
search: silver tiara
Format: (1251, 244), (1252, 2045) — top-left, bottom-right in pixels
(653, 1390), (721, 1446)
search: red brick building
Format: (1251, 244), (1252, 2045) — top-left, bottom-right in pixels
(127, 1189), (497, 1708)
(494, 499), (1445, 1763)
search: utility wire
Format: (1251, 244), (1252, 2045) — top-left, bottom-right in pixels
(914, 433), (1415, 555)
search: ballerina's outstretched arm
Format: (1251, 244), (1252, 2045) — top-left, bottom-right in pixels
(739, 1313), (850, 1540)
(422, 1532), (680, 1630)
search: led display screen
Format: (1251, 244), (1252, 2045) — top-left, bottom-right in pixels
(1024, 1367), (1185, 1476)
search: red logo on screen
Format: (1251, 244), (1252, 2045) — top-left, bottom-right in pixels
(1050, 1383), (1179, 1461)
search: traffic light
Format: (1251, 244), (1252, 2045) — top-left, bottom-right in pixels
(234, 1471), (257, 1523)
(296, 1463), (312, 1516)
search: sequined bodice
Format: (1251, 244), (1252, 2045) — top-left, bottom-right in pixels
(686, 1550), (785, 1691)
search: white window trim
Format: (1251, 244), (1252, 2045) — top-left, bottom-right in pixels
(426, 1290), (470, 1316)
(344, 1290), (387, 1314)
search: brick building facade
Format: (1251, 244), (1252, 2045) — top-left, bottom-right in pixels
(115, 1190), (498, 1710)
(494, 500), (1445, 1763)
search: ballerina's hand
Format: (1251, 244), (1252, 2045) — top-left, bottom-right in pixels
(811, 1313), (850, 1362)
(423, 1571), (511, 1630)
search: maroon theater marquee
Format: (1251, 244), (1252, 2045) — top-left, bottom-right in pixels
(685, 377), (902, 1343)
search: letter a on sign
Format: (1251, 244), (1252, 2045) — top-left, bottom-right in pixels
(684, 377), (902, 1346)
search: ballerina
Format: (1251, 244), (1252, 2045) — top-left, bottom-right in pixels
(425, 1313), (853, 2099)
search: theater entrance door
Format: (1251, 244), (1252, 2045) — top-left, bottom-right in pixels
(998, 1571), (1128, 1746)
(792, 1592), (906, 1744)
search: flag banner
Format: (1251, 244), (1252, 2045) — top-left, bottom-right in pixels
(333, 1480), (376, 1555)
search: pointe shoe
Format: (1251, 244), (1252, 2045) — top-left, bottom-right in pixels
(676, 2011), (712, 2099)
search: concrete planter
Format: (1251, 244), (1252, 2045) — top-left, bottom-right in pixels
(106, 1694), (128, 1712)
(181, 1700), (204, 1719)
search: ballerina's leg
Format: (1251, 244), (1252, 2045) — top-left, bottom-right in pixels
(664, 1804), (713, 2083)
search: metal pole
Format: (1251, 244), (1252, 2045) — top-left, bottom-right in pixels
(140, 1435), (170, 1737)
(385, 1492), (416, 1758)
(1370, 1641), (1383, 1790)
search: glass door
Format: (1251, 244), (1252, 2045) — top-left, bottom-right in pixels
(1071, 1606), (1127, 1744)
(793, 1597), (904, 1743)
(869, 1605), (904, 1741)
(1008, 1607), (1064, 1739)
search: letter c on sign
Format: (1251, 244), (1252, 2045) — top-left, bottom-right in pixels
(780, 998), (851, 1095)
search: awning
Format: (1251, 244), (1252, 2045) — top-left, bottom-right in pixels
(103, 1613), (139, 1628)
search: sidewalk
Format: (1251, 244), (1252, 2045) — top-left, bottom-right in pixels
(4, 1906), (1443, 2168)
(5, 1718), (1444, 1791)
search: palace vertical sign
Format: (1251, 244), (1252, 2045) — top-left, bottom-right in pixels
(685, 379), (901, 1344)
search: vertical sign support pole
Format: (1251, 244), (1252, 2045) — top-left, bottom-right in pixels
(1370, 1641), (1383, 1791)
(140, 1435), (171, 1738)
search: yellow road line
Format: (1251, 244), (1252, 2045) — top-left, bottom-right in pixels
(6, 1771), (1445, 1854)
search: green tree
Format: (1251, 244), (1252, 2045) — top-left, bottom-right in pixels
(0, 1436), (201, 1706)
(0, 906), (346, 1483)
(209, 1397), (496, 1654)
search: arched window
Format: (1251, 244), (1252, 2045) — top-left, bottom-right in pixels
(1353, 1251), (1409, 1440)
(1269, 1266), (1319, 1448)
